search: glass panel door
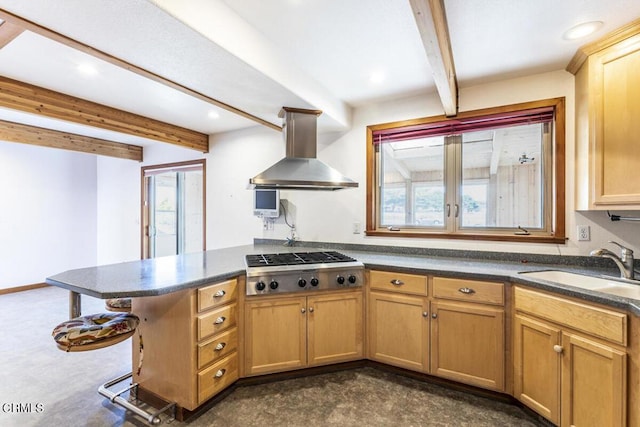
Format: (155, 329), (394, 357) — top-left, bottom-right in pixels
(142, 161), (204, 259)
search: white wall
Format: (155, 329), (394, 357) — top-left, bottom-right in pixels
(96, 142), (204, 263)
(14, 67), (639, 290)
(0, 142), (97, 289)
(205, 69), (640, 257)
(92, 68), (640, 266)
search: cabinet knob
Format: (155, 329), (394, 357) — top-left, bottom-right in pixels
(309, 307), (314, 313)
(553, 345), (563, 354)
(301, 308), (306, 314)
(432, 313), (437, 319)
(422, 311), (428, 317)
(214, 316), (226, 325)
(214, 290), (226, 298)
(458, 287), (475, 295)
(214, 342), (226, 352)
(214, 369), (226, 379)
(390, 279), (404, 286)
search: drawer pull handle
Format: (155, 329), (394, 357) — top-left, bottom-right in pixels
(214, 369), (226, 379)
(553, 345), (563, 354)
(458, 287), (475, 295)
(214, 342), (226, 351)
(214, 290), (226, 298)
(301, 308), (306, 314)
(432, 313), (437, 319)
(422, 311), (428, 317)
(309, 307), (314, 313)
(214, 316), (226, 325)
(390, 279), (404, 286)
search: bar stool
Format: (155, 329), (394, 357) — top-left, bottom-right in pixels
(105, 298), (132, 313)
(52, 312), (139, 352)
(51, 311), (175, 424)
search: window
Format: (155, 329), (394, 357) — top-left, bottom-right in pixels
(366, 98), (565, 243)
(141, 160), (206, 258)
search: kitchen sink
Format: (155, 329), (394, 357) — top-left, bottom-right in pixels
(519, 270), (640, 299)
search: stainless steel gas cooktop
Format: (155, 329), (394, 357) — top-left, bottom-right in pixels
(245, 251), (364, 296)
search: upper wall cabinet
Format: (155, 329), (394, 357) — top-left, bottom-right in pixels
(570, 20), (640, 210)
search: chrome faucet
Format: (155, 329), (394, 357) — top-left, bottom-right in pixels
(590, 241), (635, 280)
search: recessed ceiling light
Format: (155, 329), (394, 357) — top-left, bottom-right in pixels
(76, 63), (98, 76)
(369, 72), (385, 84)
(563, 21), (603, 40)
(208, 110), (220, 119)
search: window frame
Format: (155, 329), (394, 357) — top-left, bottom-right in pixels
(365, 98), (566, 243)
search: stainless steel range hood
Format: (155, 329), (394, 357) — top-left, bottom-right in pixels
(249, 107), (358, 191)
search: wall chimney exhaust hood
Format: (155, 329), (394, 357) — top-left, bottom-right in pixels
(249, 107), (358, 191)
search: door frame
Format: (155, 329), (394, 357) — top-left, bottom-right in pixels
(141, 159), (206, 259)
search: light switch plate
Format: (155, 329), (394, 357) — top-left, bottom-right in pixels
(577, 225), (590, 241)
(353, 222), (361, 234)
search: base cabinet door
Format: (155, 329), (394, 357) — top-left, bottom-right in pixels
(307, 292), (363, 366)
(368, 291), (429, 372)
(244, 297), (307, 375)
(561, 333), (627, 427)
(430, 301), (504, 391)
(513, 314), (561, 425)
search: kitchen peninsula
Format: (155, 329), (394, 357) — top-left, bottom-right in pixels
(46, 243), (640, 426)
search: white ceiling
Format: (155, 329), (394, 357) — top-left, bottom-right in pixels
(0, 0), (639, 150)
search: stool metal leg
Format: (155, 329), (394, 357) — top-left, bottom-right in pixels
(69, 291), (81, 318)
(98, 372), (176, 425)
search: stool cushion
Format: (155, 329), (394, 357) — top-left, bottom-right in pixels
(105, 298), (132, 311)
(52, 313), (139, 350)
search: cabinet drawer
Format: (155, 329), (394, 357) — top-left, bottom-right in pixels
(433, 277), (504, 306)
(370, 270), (428, 295)
(198, 352), (238, 404)
(197, 303), (237, 341)
(514, 287), (627, 346)
(198, 327), (238, 370)
(198, 279), (238, 312)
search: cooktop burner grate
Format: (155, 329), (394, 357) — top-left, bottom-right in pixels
(245, 251), (356, 268)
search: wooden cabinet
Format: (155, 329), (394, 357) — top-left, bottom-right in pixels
(244, 296), (307, 375)
(368, 291), (429, 371)
(244, 290), (363, 376)
(307, 292), (364, 366)
(513, 313), (562, 424)
(132, 278), (240, 411)
(573, 24), (640, 209)
(430, 277), (505, 391)
(513, 287), (628, 426)
(431, 300), (504, 391)
(368, 271), (429, 371)
(561, 332), (627, 427)
(368, 271), (505, 392)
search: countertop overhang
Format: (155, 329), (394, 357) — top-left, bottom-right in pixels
(45, 243), (640, 315)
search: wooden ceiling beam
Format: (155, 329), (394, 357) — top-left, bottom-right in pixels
(0, 8), (282, 133)
(409, 0), (458, 117)
(0, 20), (24, 49)
(0, 119), (143, 161)
(0, 75), (208, 152)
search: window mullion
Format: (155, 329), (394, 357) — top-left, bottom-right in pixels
(444, 135), (460, 232)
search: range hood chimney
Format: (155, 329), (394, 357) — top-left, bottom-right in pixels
(249, 107), (358, 191)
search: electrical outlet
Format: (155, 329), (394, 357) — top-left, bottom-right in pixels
(353, 222), (361, 234)
(577, 225), (590, 241)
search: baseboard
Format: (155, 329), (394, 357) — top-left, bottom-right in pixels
(0, 282), (49, 295)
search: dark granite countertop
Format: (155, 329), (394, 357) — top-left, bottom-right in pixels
(46, 242), (640, 315)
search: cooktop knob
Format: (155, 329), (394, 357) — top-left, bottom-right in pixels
(348, 275), (357, 284)
(310, 277), (319, 286)
(337, 275), (345, 285)
(298, 278), (307, 287)
(256, 281), (266, 291)
(269, 280), (279, 290)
